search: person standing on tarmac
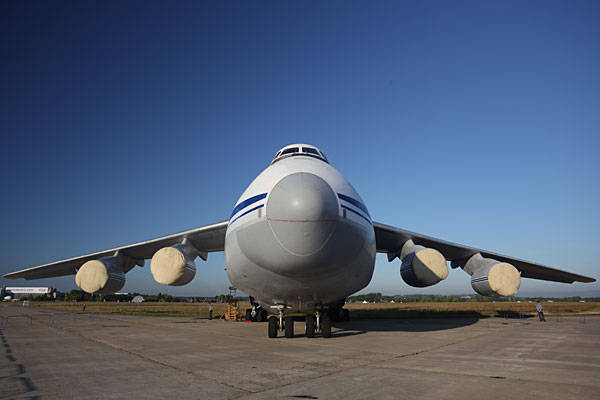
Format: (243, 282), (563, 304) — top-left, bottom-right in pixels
(208, 302), (213, 320)
(536, 301), (546, 322)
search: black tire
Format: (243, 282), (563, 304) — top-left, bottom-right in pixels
(321, 315), (332, 338)
(256, 309), (267, 322)
(245, 309), (253, 322)
(284, 316), (294, 338)
(305, 315), (316, 338)
(268, 317), (278, 338)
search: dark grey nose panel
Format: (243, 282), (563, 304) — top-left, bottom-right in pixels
(266, 172), (339, 256)
(267, 172), (339, 222)
(235, 172), (369, 277)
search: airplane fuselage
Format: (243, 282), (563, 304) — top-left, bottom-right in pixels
(224, 154), (376, 313)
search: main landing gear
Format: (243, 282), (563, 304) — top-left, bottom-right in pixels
(267, 309), (332, 339)
(268, 315), (278, 338)
(319, 312), (332, 338)
(267, 306), (287, 338)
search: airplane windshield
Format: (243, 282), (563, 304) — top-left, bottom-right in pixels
(302, 147), (320, 155)
(271, 145), (328, 165)
(280, 147), (299, 156)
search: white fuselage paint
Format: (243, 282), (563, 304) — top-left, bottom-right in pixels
(224, 154), (376, 313)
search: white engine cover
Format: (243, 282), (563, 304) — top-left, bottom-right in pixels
(150, 243), (197, 286)
(75, 256), (126, 294)
(464, 253), (521, 296)
(399, 240), (449, 287)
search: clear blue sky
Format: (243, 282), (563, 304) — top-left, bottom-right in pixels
(1, 1), (598, 297)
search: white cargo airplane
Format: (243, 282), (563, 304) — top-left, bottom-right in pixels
(4, 144), (595, 338)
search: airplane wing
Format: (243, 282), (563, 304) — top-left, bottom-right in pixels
(373, 222), (595, 284)
(3, 221), (229, 280)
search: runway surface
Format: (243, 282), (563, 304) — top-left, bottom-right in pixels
(1, 304), (598, 399)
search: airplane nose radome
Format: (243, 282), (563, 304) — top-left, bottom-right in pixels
(266, 172), (339, 256)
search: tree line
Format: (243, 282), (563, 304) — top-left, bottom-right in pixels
(23, 290), (251, 303)
(13, 290), (599, 303)
(347, 293), (600, 303)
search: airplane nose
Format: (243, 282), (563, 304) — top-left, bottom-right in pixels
(266, 172), (339, 256)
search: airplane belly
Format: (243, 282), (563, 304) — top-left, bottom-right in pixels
(225, 218), (375, 313)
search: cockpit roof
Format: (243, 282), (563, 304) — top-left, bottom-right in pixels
(271, 144), (328, 164)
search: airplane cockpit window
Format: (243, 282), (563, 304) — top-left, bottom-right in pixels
(280, 147), (299, 156)
(302, 147), (320, 156)
(271, 144), (329, 164)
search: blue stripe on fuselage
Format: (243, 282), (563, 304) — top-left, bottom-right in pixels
(337, 193), (370, 217)
(229, 204), (264, 225)
(231, 193), (267, 219)
(341, 205), (371, 224)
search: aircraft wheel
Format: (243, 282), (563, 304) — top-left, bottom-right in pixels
(305, 315), (316, 338)
(268, 317), (278, 338)
(284, 316), (294, 338)
(245, 309), (254, 322)
(256, 309), (267, 322)
(321, 315), (332, 338)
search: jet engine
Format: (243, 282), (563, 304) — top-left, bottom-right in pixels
(463, 253), (521, 296)
(150, 239), (205, 286)
(395, 240), (449, 287)
(75, 255), (128, 294)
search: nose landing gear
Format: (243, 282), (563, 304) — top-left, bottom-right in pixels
(305, 314), (316, 338)
(267, 314), (295, 338)
(268, 315), (279, 338)
(267, 307), (332, 339)
(268, 305), (288, 338)
(284, 316), (294, 338)
(319, 312), (332, 338)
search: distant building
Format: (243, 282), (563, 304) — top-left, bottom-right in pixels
(132, 295), (146, 303)
(4, 287), (54, 299)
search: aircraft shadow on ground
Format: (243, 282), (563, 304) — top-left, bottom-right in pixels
(269, 314), (485, 339)
(328, 310), (535, 337)
(331, 316), (481, 336)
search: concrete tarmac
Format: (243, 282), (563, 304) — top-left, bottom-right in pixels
(1, 304), (599, 399)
